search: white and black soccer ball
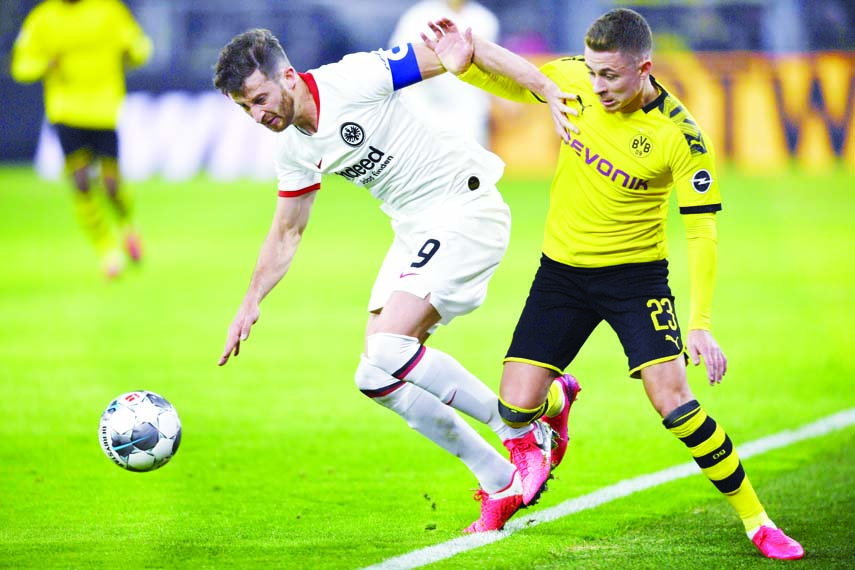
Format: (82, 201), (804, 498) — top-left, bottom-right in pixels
(99, 391), (182, 472)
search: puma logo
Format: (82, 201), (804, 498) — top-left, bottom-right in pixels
(665, 334), (681, 350)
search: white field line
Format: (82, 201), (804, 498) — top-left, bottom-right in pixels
(360, 407), (855, 570)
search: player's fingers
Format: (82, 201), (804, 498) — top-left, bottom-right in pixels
(420, 32), (433, 48)
(706, 349), (723, 384)
(427, 21), (442, 39)
(560, 91), (578, 104)
(438, 18), (457, 33)
(557, 113), (580, 134)
(218, 338), (236, 366)
(689, 345), (702, 367)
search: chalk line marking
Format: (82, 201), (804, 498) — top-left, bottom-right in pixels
(360, 407), (855, 570)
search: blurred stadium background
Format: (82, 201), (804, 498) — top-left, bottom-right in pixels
(1, 4), (853, 567)
(1, 0), (853, 178)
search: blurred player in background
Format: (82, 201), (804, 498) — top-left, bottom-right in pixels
(11, 0), (152, 278)
(213, 28), (577, 532)
(424, 9), (803, 560)
(389, 0), (499, 147)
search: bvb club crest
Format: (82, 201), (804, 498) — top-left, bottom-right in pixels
(630, 133), (653, 157)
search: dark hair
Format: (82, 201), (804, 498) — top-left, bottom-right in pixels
(585, 8), (652, 58)
(213, 29), (291, 95)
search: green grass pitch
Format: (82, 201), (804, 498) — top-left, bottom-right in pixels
(0, 164), (853, 569)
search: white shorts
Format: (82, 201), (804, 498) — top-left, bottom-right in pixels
(368, 185), (511, 326)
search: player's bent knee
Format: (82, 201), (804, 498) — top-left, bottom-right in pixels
(498, 396), (546, 428)
(354, 356), (406, 399)
(364, 333), (423, 379)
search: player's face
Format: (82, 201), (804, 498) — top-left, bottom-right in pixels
(584, 47), (650, 113)
(232, 69), (295, 133)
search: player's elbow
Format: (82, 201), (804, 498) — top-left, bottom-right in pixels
(125, 38), (153, 69)
(10, 60), (43, 83)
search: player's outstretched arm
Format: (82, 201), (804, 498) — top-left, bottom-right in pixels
(422, 18), (578, 141)
(218, 190), (318, 366)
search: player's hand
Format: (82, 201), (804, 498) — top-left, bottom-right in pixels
(543, 85), (580, 141)
(218, 301), (260, 366)
(421, 18), (473, 75)
(686, 329), (727, 385)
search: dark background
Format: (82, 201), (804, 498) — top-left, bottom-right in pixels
(1, 0), (853, 160)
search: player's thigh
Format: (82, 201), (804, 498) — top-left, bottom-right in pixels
(55, 124), (96, 172)
(594, 261), (685, 378)
(92, 129), (120, 179)
(369, 191), (510, 325)
(505, 255), (601, 374)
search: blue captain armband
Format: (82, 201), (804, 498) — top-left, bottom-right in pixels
(385, 43), (422, 90)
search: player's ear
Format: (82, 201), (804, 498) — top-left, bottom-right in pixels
(282, 66), (298, 88)
(638, 57), (652, 79)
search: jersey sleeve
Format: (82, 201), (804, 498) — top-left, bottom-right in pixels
(684, 213), (718, 330)
(668, 116), (722, 214)
(666, 116), (722, 330)
(275, 160), (321, 198)
(455, 56), (571, 104)
(378, 43), (422, 91)
(539, 57), (588, 93)
(10, 8), (50, 83)
(325, 45), (422, 104)
(456, 55), (588, 107)
(113, 0), (152, 69)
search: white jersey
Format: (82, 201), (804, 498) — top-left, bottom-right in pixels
(273, 45), (505, 220)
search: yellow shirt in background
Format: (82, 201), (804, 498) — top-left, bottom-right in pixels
(12, 0), (152, 129)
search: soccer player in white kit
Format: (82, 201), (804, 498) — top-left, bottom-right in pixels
(213, 29), (577, 532)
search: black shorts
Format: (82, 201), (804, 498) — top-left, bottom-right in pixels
(505, 255), (684, 378)
(54, 124), (118, 159)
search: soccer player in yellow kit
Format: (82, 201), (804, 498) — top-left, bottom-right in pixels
(423, 8), (803, 560)
(12, 0), (152, 278)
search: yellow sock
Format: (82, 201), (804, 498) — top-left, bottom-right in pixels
(73, 191), (116, 254)
(544, 381), (564, 418)
(102, 161), (134, 224)
(729, 479), (774, 532)
(663, 400), (769, 532)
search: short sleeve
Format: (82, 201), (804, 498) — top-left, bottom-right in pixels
(275, 162), (321, 198)
(670, 122), (722, 214)
(322, 50), (398, 102)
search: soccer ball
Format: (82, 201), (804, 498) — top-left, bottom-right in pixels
(99, 390), (182, 472)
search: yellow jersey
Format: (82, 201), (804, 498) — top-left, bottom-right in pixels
(539, 56), (721, 267)
(458, 54), (722, 330)
(11, 0), (152, 129)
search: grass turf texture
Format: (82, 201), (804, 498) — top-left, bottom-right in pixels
(0, 164), (852, 569)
